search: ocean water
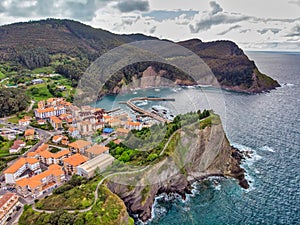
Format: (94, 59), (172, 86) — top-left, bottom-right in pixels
(96, 52), (300, 225)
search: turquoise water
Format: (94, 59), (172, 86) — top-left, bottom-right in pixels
(96, 52), (300, 225)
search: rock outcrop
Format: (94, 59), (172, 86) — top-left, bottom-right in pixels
(107, 115), (249, 222)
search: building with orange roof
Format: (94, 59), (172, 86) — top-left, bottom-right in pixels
(125, 121), (142, 130)
(18, 118), (30, 127)
(52, 135), (63, 143)
(85, 145), (109, 159)
(68, 140), (92, 154)
(108, 118), (122, 127)
(59, 113), (72, 121)
(77, 120), (95, 136)
(24, 129), (35, 140)
(46, 98), (66, 107)
(113, 139), (122, 145)
(68, 126), (79, 138)
(63, 153), (88, 175)
(0, 192), (20, 225)
(37, 119), (46, 125)
(35, 143), (49, 154)
(38, 100), (45, 109)
(38, 149), (71, 165)
(27, 152), (36, 158)
(24, 116), (32, 121)
(34, 105), (66, 119)
(49, 116), (62, 130)
(116, 128), (130, 137)
(66, 118), (73, 124)
(9, 140), (25, 154)
(15, 164), (65, 198)
(61, 139), (69, 146)
(4, 158), (41, 184)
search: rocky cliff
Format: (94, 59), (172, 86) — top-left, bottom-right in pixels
(107, 115), (248, 222)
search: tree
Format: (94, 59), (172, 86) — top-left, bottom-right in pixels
(147, 153), (158, 162)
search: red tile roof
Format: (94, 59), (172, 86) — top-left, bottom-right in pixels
(63, 153), (88, 167)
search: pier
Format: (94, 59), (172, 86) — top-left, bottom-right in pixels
(121, 97), (175, 123)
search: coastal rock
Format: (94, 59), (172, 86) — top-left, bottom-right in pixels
(107, 116), (249, 222)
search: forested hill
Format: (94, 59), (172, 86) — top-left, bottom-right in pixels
(0, 19), (279, 93)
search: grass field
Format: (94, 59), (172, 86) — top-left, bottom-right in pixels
(31, 66), (55, 74)
(7, 116), (19, 124)
(35, 176), (101, 210)
(20, 184), (133, 225)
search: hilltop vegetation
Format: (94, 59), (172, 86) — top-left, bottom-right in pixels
(108, 110), (211, 165)
(21, 175), (133, 225)
(0, 88), (30, 117)
(0, 19), (279, 97)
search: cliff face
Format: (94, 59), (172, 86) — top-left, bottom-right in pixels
(178, 39), (280, 93)
(107, 116), (248, 222)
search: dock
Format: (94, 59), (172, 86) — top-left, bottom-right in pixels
(121, 97), (175, 123)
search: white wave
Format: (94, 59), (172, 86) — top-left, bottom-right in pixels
(133, 91), (138, 95)
(154, 88), (160, 92)
(214, 183), (221, 191)
(244, 172), (256, 192)
(197, 84), (213, 88)
(259, 145), (275, 152)
(281, 83), (295, 87)
(136, 101), (148, 106)
(186, 86), (195, 89)
(232, 143), (262, 165)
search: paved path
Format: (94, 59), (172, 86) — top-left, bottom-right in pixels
(159, 128), (182, 156)
(26, 100), (35, 113)
(0, 77), (8, 83)
(30, 118), (203, 215)
(31, 165), (150, 214)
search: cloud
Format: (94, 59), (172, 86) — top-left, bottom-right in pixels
(217, 25), (241, 35)
(189, 13), (250, 33)
(288, 0), (300, 7)
(149, 26), (156, 34)
(209, 1), (222, 15)
(142, 10), (198, 22)
(285, 24), (300, 37)
(116, 0), (149, 13)
(240, 29), (251, 33)
(0, 0), (110, 21)
(257, 28), (281, 35)
(188, 1), (250, 33)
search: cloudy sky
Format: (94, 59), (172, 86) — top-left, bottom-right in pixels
(0, 0), (300, 51)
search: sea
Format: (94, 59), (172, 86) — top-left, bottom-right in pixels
(96, 51), (300, 225)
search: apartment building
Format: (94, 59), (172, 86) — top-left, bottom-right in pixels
(68, 140), (92, 154)
(4, 158), (41, 184)
(15, 164), (65, 198)
(63, 153), (88, 175)
(84, 145), (109, 159)
(0, 192), (20, 225)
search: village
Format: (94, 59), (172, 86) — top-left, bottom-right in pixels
(0, 96), (158, 224)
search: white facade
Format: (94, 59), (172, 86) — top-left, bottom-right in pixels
(4, 162), (41, 184)
(77, 154), (115, 178)
(34, 107), (66, 119)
